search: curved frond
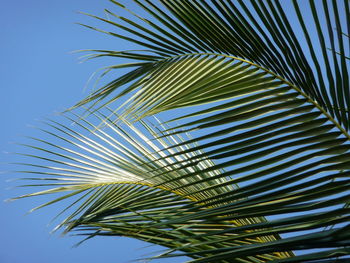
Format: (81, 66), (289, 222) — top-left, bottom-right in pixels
(14, 0), (350, 262)
(14, 112), (293, 261)
(73, 0), (349, 131)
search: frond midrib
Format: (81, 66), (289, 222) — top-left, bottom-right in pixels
(153, 52), (350, 142)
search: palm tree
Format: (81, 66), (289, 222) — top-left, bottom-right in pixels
(13, 0), (350, 262)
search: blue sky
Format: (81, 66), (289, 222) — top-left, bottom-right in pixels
(1, 1), (348, 263)
(0, 1), (182, 262)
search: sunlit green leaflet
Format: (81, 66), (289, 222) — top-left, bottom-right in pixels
(14, 112), (291, 262)
(14, 0), (350, 262)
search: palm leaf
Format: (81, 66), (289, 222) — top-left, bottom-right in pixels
(13, 111), (292, 262)
(13, 0), (350, 262)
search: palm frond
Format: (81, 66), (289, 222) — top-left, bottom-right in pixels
(14, 111), (294, 262)
(71, 0), (349, 130)
(13, 0), (350, 262)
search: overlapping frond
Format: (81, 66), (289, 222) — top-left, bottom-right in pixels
(73, 0), (349, 130)
(14, 0), (350, 262)
(13, 112), (293, 262)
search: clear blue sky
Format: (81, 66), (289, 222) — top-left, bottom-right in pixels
(0, 1), (182, 262)
(1, 1), (345, 263)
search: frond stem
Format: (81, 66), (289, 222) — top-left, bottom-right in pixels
(161, 52), (350, 142)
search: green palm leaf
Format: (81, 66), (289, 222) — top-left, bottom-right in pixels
(13, 0), (350, 262)
(14, 112), (291, 262)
